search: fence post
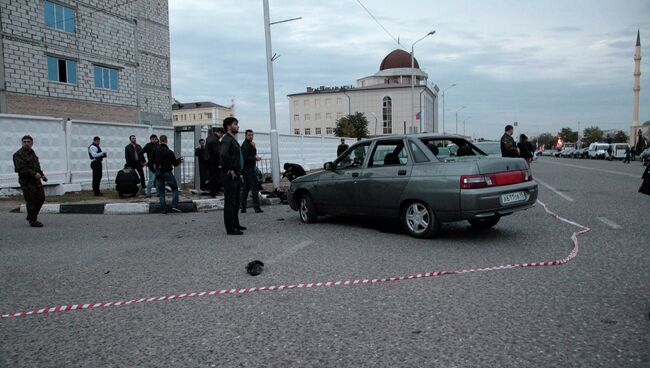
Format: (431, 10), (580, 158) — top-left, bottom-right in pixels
(300, 135), (306, 168)
(64, 119), (72, 183)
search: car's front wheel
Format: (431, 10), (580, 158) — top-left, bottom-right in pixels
(298, 193), (318, 224)
(402, 201), (440, 238)
(468, 216), (500, 230)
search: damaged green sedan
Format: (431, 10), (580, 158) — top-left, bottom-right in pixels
(288, 134), (538, 238)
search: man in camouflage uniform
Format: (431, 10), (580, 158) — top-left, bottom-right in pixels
(13, 135), (47, 227)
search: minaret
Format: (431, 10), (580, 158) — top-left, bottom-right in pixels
(632, 30), (641, 147)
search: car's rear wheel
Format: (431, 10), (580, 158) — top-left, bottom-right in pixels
(402, 201), (440, 238)
(468, 216), (500, 230)
(298, 193), (318, 224)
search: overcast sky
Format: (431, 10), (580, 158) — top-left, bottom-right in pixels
(169, 0), (649, 140)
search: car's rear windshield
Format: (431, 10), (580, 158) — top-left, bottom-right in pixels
(473, 142), (501, 155)
(420, 138), (486, 161)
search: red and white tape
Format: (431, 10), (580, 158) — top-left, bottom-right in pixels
(1, 200), (590, 319)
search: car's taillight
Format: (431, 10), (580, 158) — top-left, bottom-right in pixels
(460, 170), (531, 189)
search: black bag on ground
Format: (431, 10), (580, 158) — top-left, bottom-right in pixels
(639, 165), (650, 195)
(115, 167), (140, 197)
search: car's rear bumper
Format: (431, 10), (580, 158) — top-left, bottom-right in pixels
(459, 181), (538, 220)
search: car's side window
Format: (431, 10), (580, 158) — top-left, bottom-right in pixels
(335, 142), (371, 170)
(369, 140), (409, 167)
(409, 141), (430, 163)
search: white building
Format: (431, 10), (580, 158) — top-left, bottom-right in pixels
(288, 49), (438, 136)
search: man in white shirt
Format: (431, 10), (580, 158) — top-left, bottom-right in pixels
(88, 136), (107, 196)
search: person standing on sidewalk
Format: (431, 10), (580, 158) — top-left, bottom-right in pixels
(220, 117), (246, 235)
(517, 134), (534, 167)
(13, 135), (47, 227)
(141, 134), (159, 199)
(624, 146), (631, 164)
(337, 138), (349, 157)
(88, 136), (107, 196)
(500, 125), (519, 158)
(124, 135), (145, 192)
(205, 127), (225, 197)
(154, 135), (182, 214)
(240, 129), (264, 214)
(194, 138), (209, 191)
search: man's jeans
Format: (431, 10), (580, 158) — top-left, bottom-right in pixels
(146, 168), (156, 198)
(156, 171), (179, 212)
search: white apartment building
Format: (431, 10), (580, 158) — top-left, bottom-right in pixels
(288, 49), (438, 136)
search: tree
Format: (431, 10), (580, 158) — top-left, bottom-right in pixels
(581, 126), (604, 145)
(636, 130), (647, 152)
(334, 112), (369, 138)
(559, 127), (578, 142)
(612, 130), (629, 143)
(536, 133), (555, 149)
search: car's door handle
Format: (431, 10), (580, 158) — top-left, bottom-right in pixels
(398, 170), (407, 176)
(351, 172), (359, 177)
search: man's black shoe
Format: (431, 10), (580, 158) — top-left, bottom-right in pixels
(240, 208), (247, 213)
(227, 230), (244, 235)
(171, 207), (182, 213)
(29, 221), (44, 227)
(236, 226), (247, 231)
(254, 207), (264, 213)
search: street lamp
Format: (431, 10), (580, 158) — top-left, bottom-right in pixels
(411, 30), (435, 133)
(455, 105), (465, 134)
(441, 83), (456, 134)
(263, 0), (301, 189)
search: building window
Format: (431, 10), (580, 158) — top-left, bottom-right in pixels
(315, 113), (321, 120)
(305, 128), (311, 135)
(173, 115), (178, 121)
(294, 114), (300, 121)
(326, 112), (332, 120)
(336, 97), (342, 105)
(199, 113), (203, 120)
(93, 65), (118, 90)
(304, 99), (309, 106)
(44, 1), (75, 33)
(315, 128), (321, 135)
(325, 98), (331, 106)
(47, 56), (76, 84)
(193, 114), (196, 120)
(206, 113), (213, 119)
(315, 99), (320, 106)
(294, 129), (300, 135)
(304, 114), (310, 121)
(326, 127), (333, 135)
(336, 112), (343, 119)
(382, 96), (392, 134)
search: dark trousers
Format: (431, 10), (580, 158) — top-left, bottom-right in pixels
(208, 165), (222, 196)
(91, 160), (103, 195)
(223, 173), (241, 232)
(241, 168), (260, 210)
(21, 181), (45, 223)
(127, 161), (146, 188)
(198, 162), (208, 191)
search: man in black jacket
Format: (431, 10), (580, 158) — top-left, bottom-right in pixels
(219, 117), (246, 235)
(154, 135), (182, 214)
(500, 124), (519, 158)
(140, 134), (159, 199)
(337, 138), (349, 157)
(194, 138), (208, 191)
(205, 127), (224, 197)
(124, 135), (146, 191)
(282, 162), (306, 182)
(241, 129), (263, 213)
(517, 134), (534, 166)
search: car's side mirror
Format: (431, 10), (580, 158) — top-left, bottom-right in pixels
(324, 162), (334, 171)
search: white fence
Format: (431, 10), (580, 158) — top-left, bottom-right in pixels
(1, 114), (347, 191)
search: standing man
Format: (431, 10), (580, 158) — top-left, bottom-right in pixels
(88, 136), (107, 196)
(337, 138), (349, 157)
(220, 117), (246, 235)
(140, 134), (159, 199)
(205, 127), (225, 197)
(517, 134), (534, 166)
(13, 135), (47, 227)
(624, 146), (631, 164)
(124, 135), (145, 191)
(500, 125), (519, 158)
(241, 129), (263, 214)
(154, 135), (182, 214)
(195, 138), (209, 191)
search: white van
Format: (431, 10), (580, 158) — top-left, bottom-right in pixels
(608, 143), (629, 160)
(588, 143), (610, 159)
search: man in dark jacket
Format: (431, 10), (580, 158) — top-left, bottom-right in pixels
(517, 134), (534, 166)
(194, 138), (208, 191)
(500, 124), (519, 158)
(115, 165), (140, 198)
(282, 162), (306, 182)
(140, 134), (159, 199)
(337, 138), (349, 157)
(124, 135), (146, 190)
(88, 136), (107, 196)
(240, 129), (263, 213)
(205, 127), (224, 197)
(154, 135), (182, 214)
(219, 117), (246, 235)
(13, 135), (47, 227)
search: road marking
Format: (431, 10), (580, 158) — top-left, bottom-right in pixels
(534, 177), (575, 202)
(537, 160), (640, 178)
(597, 217), (623, 230)
(267, 240), (314, 264)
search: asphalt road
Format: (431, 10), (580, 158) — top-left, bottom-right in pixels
(1, 157), (648, 367)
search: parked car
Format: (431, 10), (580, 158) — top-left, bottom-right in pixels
(288, 134), (538, 238)
(560, 148), (575, 158)
(553, 150), (562, 157)
(640, 147), (650, 165)
(588, 143), (610, 159)
(608, 143), (629, 160)
(574, 147), (589, 158)
(541, 150), (555, 157)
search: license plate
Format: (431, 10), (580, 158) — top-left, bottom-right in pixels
(500, 191), (528, 205)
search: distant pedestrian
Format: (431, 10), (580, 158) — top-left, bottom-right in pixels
(220, 117), (246, 235)
(124, 135), (145, 192)
(13, 135), (47, 227)
(205, 127), (225, 197)
(337, 138), (349, 157)
(241, 129), (264, 214)
(88, 136), (107, 196)
(517, 134), (534, 166)
(154, 135), (182, 214)
(607, 146), (613, 160)
(500, 125), (519, 158)
(195, 138), (208, 191)
(624, 146), (631, 164)
(282, 162), (306, 182)
(140, 134), (159, 199)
